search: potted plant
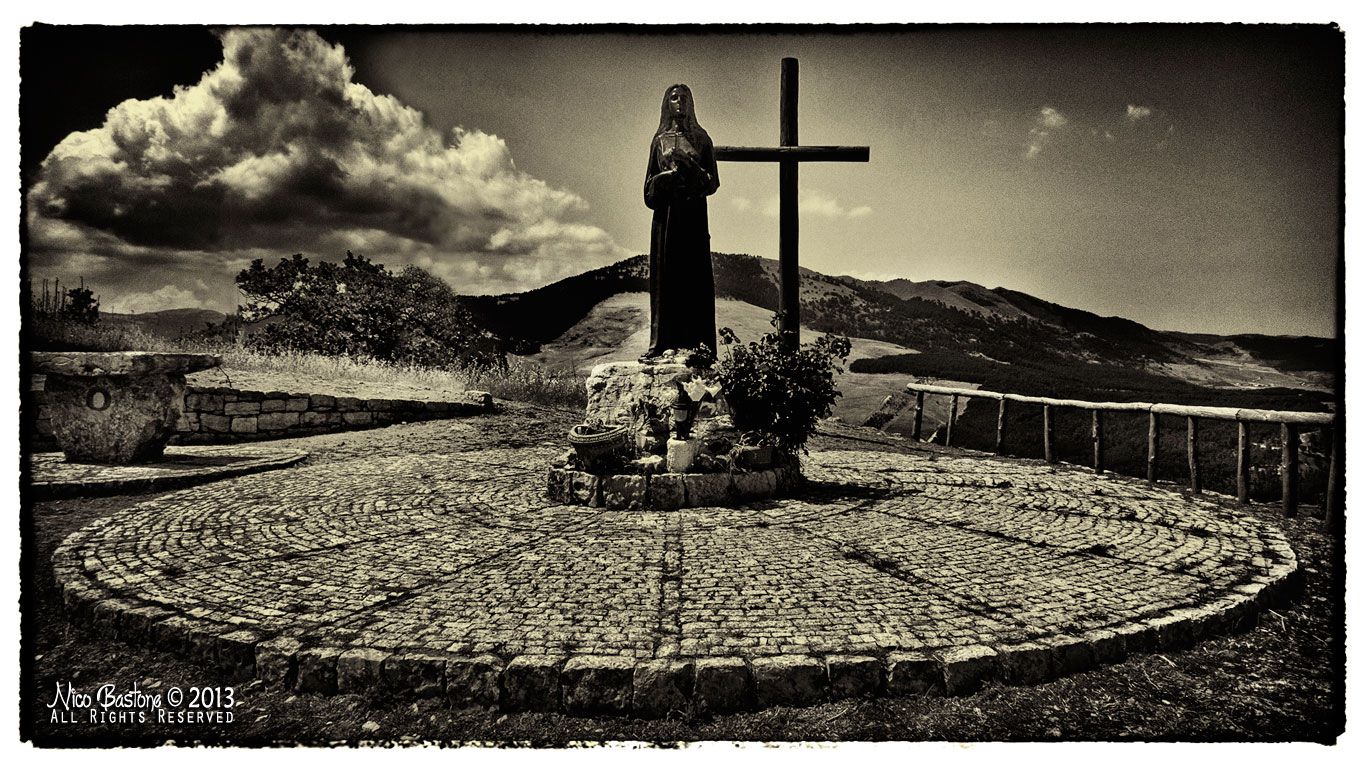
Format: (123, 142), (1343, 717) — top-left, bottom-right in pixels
(711, 320), (851, 458)
(568, 418), (632, 472)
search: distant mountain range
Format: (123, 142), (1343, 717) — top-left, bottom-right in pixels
(102, 307), (229, 339)
(461, 253), (1333, 386)
(112, 252), (1337, 424)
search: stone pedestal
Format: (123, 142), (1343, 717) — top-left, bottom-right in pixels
(585, 360), (694, 440)
(31, 352), (222, 464)
(665, 438), (698, 473)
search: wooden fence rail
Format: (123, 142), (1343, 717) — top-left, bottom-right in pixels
(904, 382), (1340, 523)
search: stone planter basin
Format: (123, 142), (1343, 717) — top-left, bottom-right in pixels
(31, 351), (222, 464)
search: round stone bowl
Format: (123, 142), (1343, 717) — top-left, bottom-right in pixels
(31, 351), (222, 464)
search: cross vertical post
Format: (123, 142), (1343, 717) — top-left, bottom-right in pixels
(714, 58), (869, 350)
(779, 57), (800, 346)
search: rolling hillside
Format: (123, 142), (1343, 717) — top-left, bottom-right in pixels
(501, 252), (1335, 431)
(100, 251), (1337, 430)
(101, 308), (227, 338)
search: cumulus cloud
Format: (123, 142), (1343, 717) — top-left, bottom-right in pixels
(26, 28), (628, 310)
(758, 190), (871, 220)
(104, 283), (207, 315)
(1017, 104), (1174, 161)
(1024, 106), (1068, 160)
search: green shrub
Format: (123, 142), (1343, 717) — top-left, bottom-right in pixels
(713, 322), (851, 453)
(237, 251), (502, 369)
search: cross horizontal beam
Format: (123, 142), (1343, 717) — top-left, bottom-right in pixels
(714, 145), (869, 163)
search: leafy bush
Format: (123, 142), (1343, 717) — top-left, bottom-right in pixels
(61, 285), (100, 325)
(237, 251), (503, 369)
(712, 322), (851, 452)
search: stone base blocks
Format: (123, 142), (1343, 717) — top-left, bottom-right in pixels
(562, 656), (636, 716)
(446, 656), (503, 708)
(55, 549), (1301, 718)
(693, 658), (752, 715)
(501, 655), (564, 713)
(939, 645), (998, 696)
(633, 660), (694, 718)
(752, 655), (827, 708)
(885, 650), (944, 696)
(337, 648), (390, 694)
(383, 652), (448, 699)
(257, 637), (304, 690)
(826, 655), (882, 700)
(547, 466), (799, 510)
(55, 591), (1302, 718)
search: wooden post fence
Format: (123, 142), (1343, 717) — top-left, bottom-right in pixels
(1148, 412), (1159, 484)
(1043, 404), (1055, 464)
(912, 391), (924, 441)
(1236, 421), (1250, 504)
(995, 398), (1008, 455)
(899, 382), (1338, 527)
(1325, 418), (1344, 529)
(1187, 416), (1202, 493)
(1282, 423), (1300, 517)
(946, 394), (958, 446)
(1092, 409), (1105, 474)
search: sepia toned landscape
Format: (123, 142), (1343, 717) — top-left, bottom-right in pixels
(18, 24), (1345, 748)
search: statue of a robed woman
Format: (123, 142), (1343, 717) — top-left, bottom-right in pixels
(641, 84), (720, 361)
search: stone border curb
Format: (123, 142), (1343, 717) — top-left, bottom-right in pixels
(28, 449), (309, 500)
(53, 524), (1301, 718)
(546, 466), (801, 509)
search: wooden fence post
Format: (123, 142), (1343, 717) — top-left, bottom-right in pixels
(1236, 420), (1250, 504)
(912, 391), (924, 441)
(1043, 404), (1055, 464)
(1325, 418), (1343, 530)
(1147, 412), (1159, 484)
(1187, 416), (1201, 493)
(995, 398), (1008, 455)
(1092, 409), (1104, 474)
(1282, 423), (1299, 517)
(946, 394), (958, 446)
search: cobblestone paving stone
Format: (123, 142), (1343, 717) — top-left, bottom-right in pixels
(52, 426), (1299, 716)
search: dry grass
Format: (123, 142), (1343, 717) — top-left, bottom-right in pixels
(25, 314), (178, 353)
(25, 318), (587, 409)
(190, 345), (587, 410)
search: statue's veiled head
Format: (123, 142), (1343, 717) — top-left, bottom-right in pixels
(656, 84), (705, 137)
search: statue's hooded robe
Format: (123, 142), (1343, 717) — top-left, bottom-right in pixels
(643, 84), (720, 357)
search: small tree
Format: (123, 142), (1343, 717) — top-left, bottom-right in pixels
(62, 286), (100, 325)
(237, 251), (502, 368)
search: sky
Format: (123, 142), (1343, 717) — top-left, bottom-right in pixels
(19, 23), (1344, 337)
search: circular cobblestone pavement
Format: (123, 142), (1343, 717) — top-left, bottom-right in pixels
(53, 439), (1299, 716)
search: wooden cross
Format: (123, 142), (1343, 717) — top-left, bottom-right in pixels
(715, 57), (870, 348)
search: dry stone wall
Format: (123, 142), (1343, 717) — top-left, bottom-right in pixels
(29, 379), (492, 448)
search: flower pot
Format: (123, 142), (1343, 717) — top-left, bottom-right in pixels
(734, 445), (775, 470)
(568, 423), (632, 472)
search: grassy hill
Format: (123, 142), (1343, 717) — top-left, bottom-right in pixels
(497, 251), (1335, 438)
(91, 251), (1337, 418)
(101, 308), (227, 338)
